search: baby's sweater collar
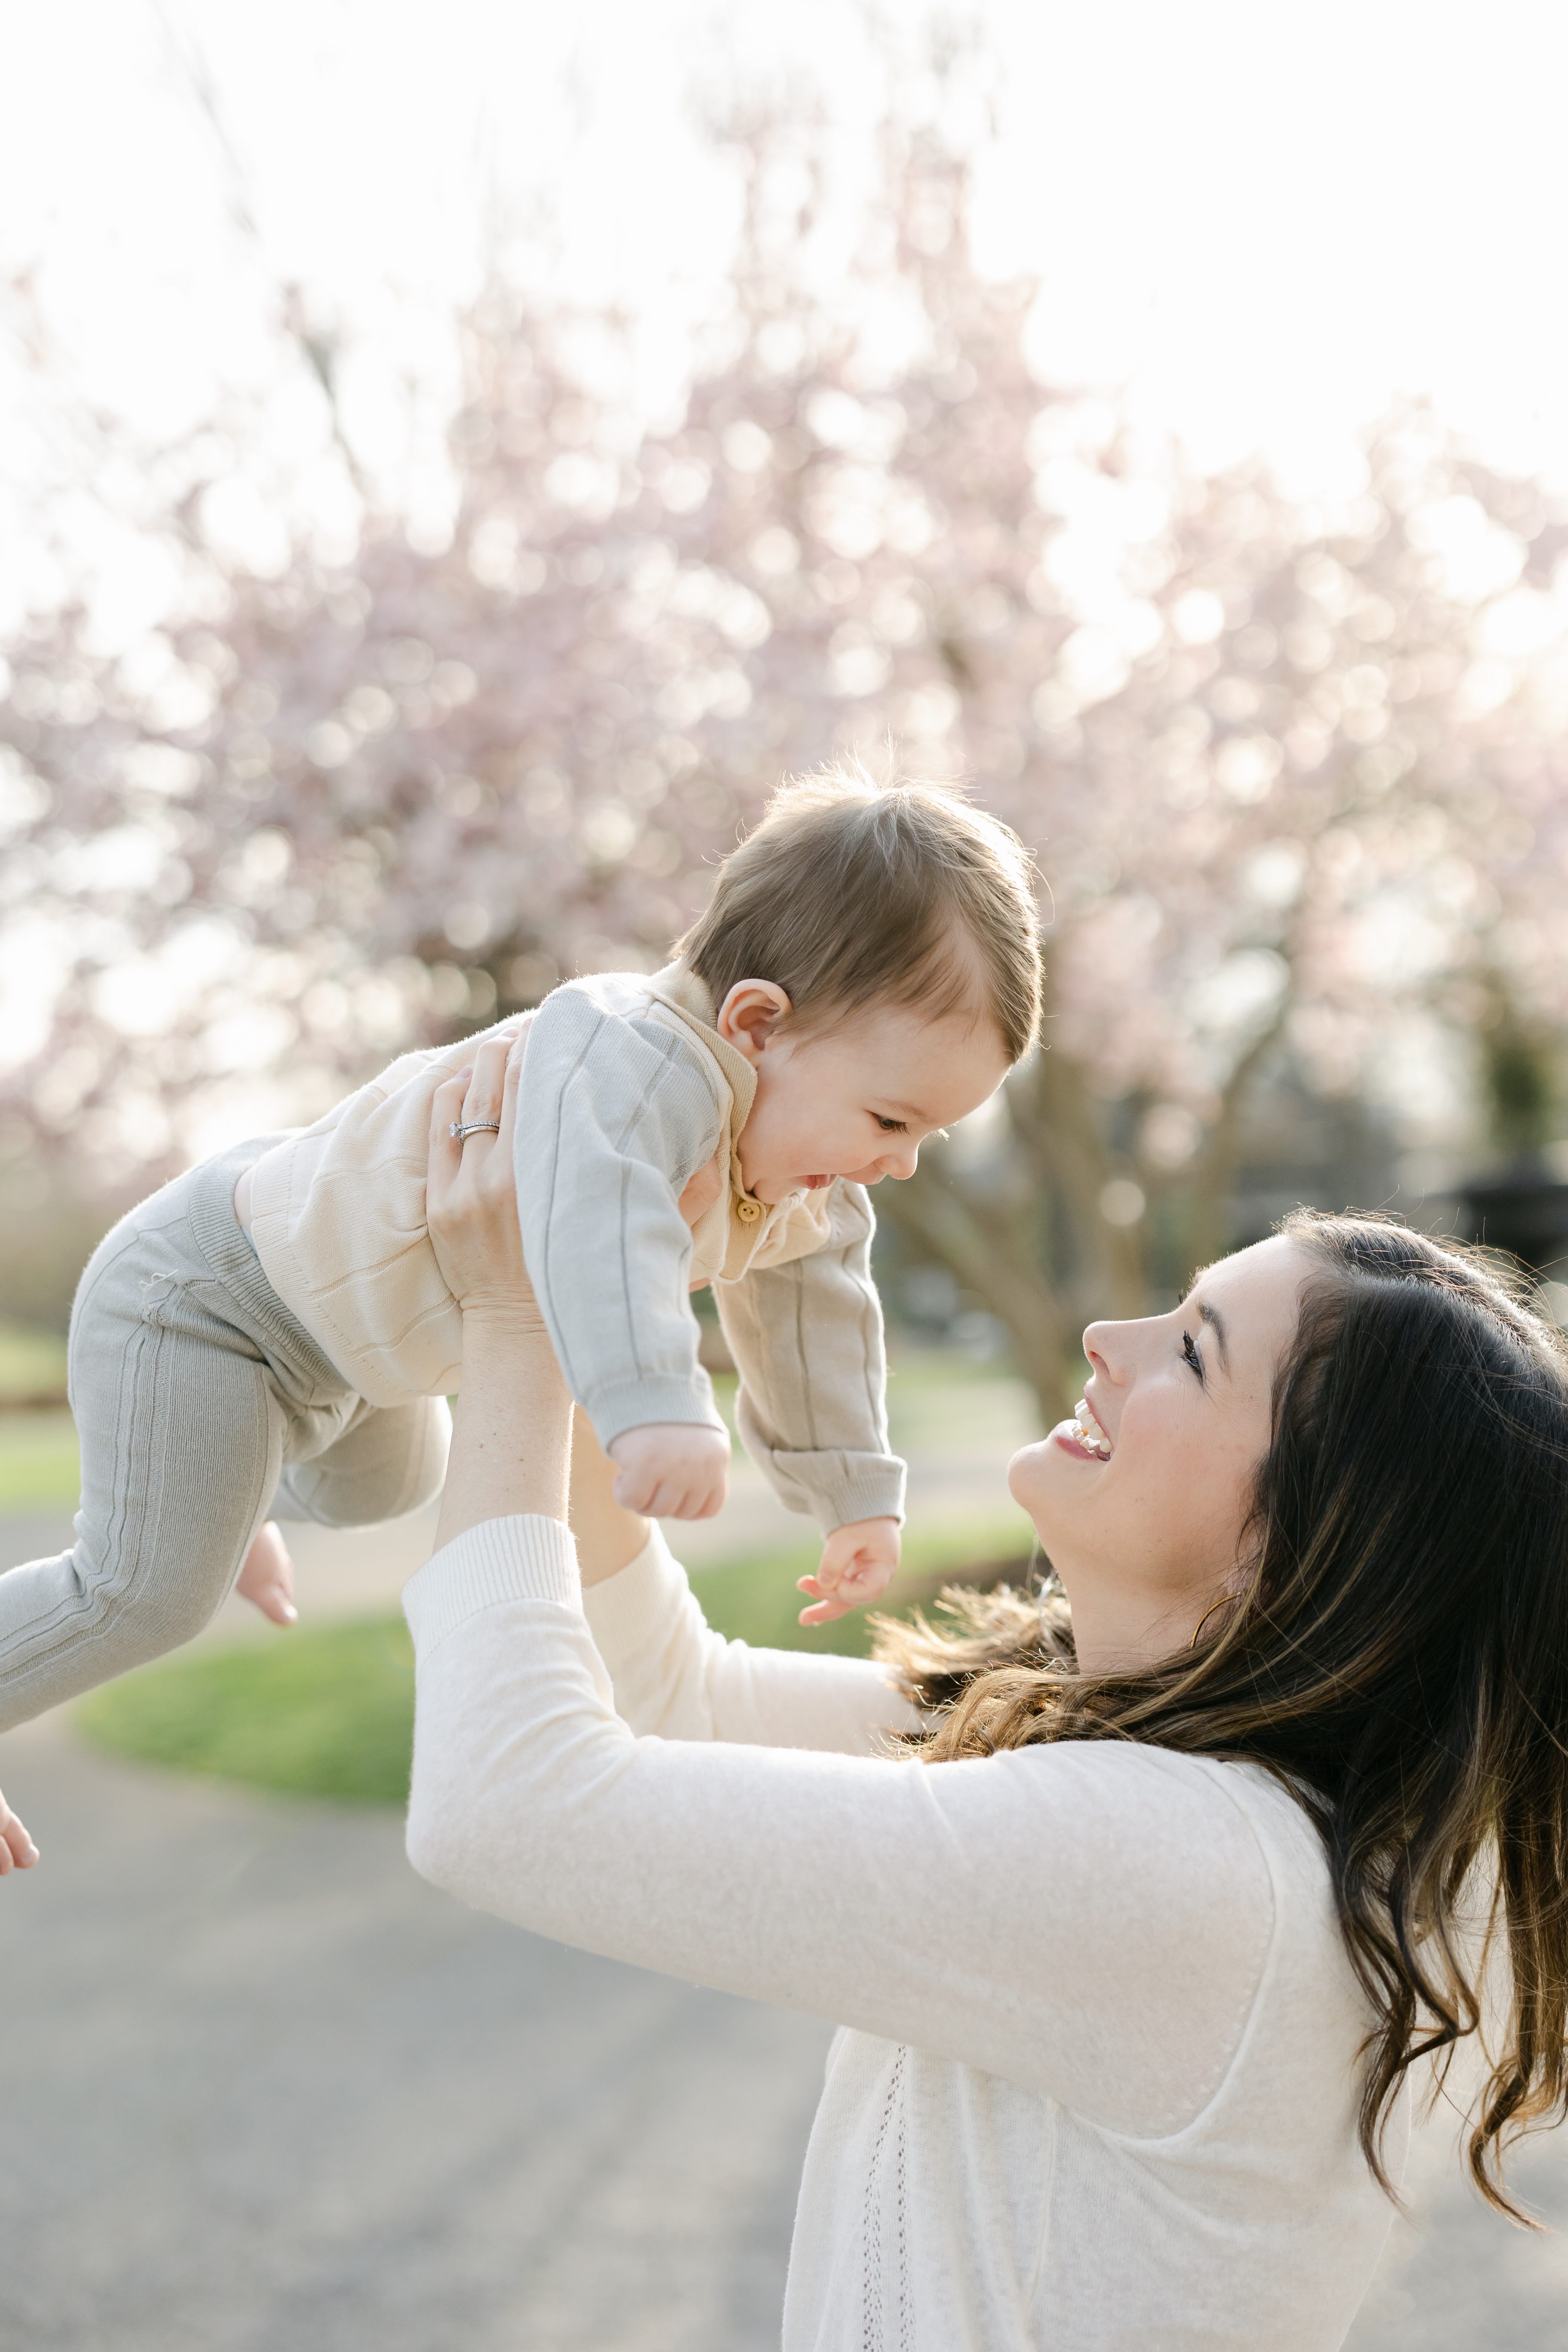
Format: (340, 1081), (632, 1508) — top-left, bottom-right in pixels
(645, 961), (758, 1130)
(644, 961), (829, 1271)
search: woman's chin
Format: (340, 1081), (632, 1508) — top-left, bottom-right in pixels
(1010, 1429), (1106, 1541)
(1008, 1437), (1060, 1524)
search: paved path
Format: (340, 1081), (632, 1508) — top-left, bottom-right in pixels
(1346, 2109), (1568, 2351)
(0, 1709), (829, 2352)
(3, 1711), (1567, 2350)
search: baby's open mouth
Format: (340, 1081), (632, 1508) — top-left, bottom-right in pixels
(1068, 1396), (1113, 1459)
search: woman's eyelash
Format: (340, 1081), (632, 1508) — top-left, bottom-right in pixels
(874, 1115), (907, 1133)
(1182, 1330), (1206, 1382)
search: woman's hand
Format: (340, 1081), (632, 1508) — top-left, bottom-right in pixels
(429, 1020), (721, 1330)
(427, 1020), (574, 1547)
(427, 1023), (542, 1329)
(425, 1026), (729, 1556)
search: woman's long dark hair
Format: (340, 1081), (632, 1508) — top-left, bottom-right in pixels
(876, 1212), (1568, 2218)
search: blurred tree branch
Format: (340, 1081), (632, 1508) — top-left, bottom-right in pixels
(152, 3), (371, 504)
(6, 47), (1568, 1412)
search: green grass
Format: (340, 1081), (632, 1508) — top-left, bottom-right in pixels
(688, 1507), (1037, 1654)
(75, 1511), (1038, 1805)
(0, 1410), (80, 1511)
(0, 1321), (78, 1512)
(0, 1322), (68, 1405)
(77, 1615), (418, 1806)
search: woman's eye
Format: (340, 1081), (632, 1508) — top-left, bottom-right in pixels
(1182, 1330), (1205, 1381)
(874, 1115), (907, 1133)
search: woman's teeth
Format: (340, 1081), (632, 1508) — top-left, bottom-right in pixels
(1069, 1399), (1112, 1459)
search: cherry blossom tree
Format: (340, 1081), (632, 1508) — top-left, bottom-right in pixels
(6, 98), (1568, 1412)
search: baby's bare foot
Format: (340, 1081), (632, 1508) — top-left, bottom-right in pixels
(0, 1784), (38, 1874)
(236, 1520), (298, 1626)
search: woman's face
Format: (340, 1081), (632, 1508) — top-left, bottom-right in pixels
(1008, 1236), (1312, 1669)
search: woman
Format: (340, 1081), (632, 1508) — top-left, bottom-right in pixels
(405, 1033), (1568, 2350)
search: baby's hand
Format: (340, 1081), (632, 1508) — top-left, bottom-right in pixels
(235, 1520), (298, 1627)
(607, 1423), (730, 1519)
(797, 1517), (901, 1626)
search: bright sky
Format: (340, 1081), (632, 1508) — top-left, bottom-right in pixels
(8, 0), (1566, 1166)
(7, 0), (1568, 601)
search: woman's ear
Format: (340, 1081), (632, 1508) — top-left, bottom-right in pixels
(715, 979), (791, 1063)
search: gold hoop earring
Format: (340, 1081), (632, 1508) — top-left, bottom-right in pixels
(1190, 1596), (1230, 1650)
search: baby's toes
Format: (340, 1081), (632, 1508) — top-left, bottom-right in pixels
(248, 1574), (298, 1627)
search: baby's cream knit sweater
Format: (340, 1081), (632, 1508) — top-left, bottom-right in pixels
(246, 964), (905, 1532)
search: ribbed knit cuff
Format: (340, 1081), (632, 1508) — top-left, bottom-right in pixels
(581, 1522), (686, 1655)
(403, 1515), (580, 1657)
(812, 1464), (908, 1535)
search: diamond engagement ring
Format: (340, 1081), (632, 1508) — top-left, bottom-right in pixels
(448, 1120), (502, 1142)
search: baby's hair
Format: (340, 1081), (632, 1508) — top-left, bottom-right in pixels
(678, 765), (1042, 1062)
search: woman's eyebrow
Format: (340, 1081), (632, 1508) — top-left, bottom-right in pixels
(1197, 1298), (1231, 1375)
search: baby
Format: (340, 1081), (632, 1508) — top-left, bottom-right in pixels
(0, 771), (1040, 1728)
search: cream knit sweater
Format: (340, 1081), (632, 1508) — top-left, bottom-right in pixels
(245, 964), (905, 1532)
(404, 1518), (1405, 2351)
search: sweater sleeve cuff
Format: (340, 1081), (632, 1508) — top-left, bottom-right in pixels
(818, 1463), (907, 1531)
(581, 1521), (690, 1659)
(403, 1515), (580, 1657)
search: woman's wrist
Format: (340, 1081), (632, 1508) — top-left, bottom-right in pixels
(435, 1313), (573, 1550)
(455, 1298), (551, 1338)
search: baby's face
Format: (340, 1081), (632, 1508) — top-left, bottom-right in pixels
(721, 990), (1014, 1206)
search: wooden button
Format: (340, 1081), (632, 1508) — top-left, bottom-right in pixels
(735, 1198), (764, 1223)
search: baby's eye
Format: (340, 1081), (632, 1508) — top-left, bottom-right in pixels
(1182, 1330), (1205, 1383)
(874, 1115), (908, 1133)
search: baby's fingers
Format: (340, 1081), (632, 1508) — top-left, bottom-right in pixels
(836, 1560), (894, 1602)
(658, 1476), (706, 1519)
(691, 1472), (726, 1520)
(612, 1464), (660, 1515)
(797, 1589), (854, 1626)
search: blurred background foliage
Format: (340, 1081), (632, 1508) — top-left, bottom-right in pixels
(5, 42), (1568, 1418)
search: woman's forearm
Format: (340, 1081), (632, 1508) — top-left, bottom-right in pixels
(581, 1521), (925, 1751)
(403, 1515), (1270, 2137)
(435, 1313), (573, 1551)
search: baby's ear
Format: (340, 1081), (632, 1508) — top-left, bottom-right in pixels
(716, 978), (792, 1058)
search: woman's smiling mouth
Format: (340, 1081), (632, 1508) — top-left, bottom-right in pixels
(1055, 1394), (1114, 1461)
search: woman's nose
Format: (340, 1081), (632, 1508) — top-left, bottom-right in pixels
(1081, 1324), (1128, 1384)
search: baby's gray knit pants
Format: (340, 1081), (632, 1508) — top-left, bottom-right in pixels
(0, 1136), (450, 1731)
